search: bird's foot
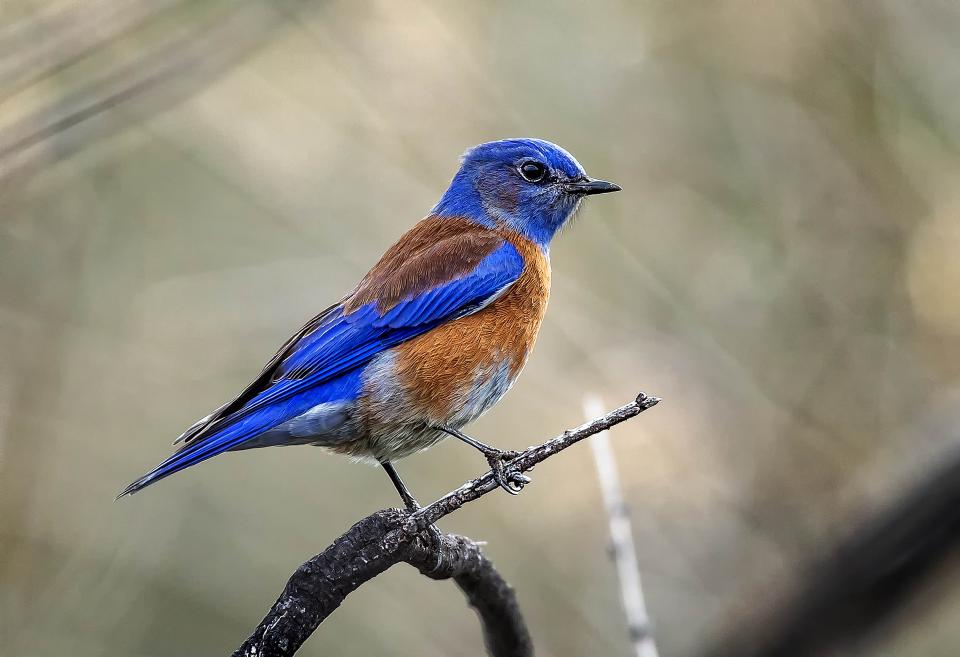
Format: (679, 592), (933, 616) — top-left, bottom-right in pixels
(423, 522), (443, 550)
(433, 424), (531, 495)
(400, 493), (422, 514)
(485, 449), (531, 495)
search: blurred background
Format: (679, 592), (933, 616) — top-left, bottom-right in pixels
(3, 1), (960, 655)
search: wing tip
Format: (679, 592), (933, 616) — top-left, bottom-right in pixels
(172, 411), (218, 446)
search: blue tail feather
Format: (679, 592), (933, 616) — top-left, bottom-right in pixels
(117, 368), (364, 497)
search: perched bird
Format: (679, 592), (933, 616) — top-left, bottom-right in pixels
(119, 138), (619, 508)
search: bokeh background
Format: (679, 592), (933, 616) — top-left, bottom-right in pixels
(3, 1), (960, 655)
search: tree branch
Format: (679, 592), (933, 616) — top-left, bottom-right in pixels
(697, 448), (960, 657)
(233, 392), (660, 657)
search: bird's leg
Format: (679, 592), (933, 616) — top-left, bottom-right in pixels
(381, 461), (421, 512)
(436, 425), (531, 495)
(380, 461), (441, 547)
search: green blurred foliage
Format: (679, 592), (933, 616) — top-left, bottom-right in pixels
(2, 1), (960, 655)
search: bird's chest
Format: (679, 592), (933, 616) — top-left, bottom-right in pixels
(362, 245), (550, 429)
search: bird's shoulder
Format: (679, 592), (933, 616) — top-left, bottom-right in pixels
(493, 226), (550, 294)
(344, 215), (518, 314)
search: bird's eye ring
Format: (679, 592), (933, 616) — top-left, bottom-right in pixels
(518, 160), (548, 183)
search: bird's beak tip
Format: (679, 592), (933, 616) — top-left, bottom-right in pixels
(564, 178), (622, 196)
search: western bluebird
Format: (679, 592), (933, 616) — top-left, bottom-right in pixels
(119, 138), (619, 508)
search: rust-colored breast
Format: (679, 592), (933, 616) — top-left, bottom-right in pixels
(391, 227), (551, 420)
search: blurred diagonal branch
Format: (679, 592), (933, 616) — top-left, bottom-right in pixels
(699, 449), (960, 657)
(586, 396), (660, 657)
(0, 0), (306, 185)
(0, 0), (181, 102)
(233, 393), (660, 657)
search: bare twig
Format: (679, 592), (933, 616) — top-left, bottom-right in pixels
(409, 393), (661, 530)
(586, 395), (660, 657)
(233, 392), (660, 657)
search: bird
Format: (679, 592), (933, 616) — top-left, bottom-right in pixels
(118, 138), (620, 509)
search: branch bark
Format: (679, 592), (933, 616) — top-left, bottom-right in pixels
(233, 392), (660, 657)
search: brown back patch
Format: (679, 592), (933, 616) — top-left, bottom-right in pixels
(343, 216), (503, 314)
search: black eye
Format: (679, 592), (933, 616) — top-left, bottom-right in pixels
(518, 161), (548, 183)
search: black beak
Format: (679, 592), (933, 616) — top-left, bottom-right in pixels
(562, 178), (622, 196)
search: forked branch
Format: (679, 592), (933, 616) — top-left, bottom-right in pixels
(233, 393), (660, 657)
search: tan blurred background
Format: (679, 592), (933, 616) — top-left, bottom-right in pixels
(3, 1), (960, 655)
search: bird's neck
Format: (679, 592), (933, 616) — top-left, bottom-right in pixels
(432, 169), (494, 226)
(432, 170), (556, 250)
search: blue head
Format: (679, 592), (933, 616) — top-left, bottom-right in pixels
(433, 138), (620, 247)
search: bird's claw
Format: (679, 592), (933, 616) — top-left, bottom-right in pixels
(486, 450), (530, 495)
(424, 522), (442, 549)
(400, 504), (443, 550)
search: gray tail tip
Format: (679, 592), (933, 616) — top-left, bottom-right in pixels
(115, 476), (151, 500)
(115, 485), (136, 501)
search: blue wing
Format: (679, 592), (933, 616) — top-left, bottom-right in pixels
(119, 240), (524, 495)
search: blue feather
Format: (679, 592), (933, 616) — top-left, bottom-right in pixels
(119, 369), (366, 495)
